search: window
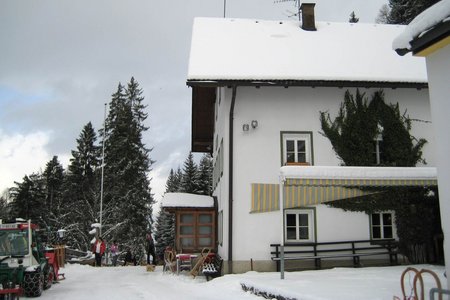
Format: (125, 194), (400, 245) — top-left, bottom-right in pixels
(284, 209), (315, 243)
(370, 212), (394, 239)
(372, 140), (384, 165)
(281, 132), (313, 165)
(177, 211), (215, 252)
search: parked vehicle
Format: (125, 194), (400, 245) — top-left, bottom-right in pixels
(0, 220), (61, 298)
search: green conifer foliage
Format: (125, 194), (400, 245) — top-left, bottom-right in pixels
(320, 89), (440, 263)
(103, 78), (154, 260)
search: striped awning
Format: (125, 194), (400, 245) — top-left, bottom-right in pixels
(285, 178), (437, 187)
(250, 167), (438, 213)
(250, 183), (375, 213)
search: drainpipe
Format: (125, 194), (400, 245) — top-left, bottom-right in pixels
(228, 86), (237, 273)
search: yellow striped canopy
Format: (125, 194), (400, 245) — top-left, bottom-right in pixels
(250, 178), (437, 213)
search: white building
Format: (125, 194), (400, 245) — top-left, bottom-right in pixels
(394, 0), (450, 288)
(187, 4), (438, 273)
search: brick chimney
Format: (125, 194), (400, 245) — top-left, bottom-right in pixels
(300, 3), (316, 31)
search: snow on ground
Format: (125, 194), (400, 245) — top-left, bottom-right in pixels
(28, 264), (446, 300)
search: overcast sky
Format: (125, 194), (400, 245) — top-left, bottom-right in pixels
(0, 0), (387, 205)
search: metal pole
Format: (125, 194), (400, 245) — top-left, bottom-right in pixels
(99, 103), (107, 236)
(223, 0), (226, 18)
(279, 175), (285, 279)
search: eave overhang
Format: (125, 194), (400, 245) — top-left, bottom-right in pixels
(396, 20), (450, 57)
(187, 79), (427, 89)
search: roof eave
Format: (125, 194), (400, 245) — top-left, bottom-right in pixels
(399, 20), (450, 57)
(187, 79), (428, 89)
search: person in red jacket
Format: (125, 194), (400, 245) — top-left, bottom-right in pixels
(92, 237), (106, 267)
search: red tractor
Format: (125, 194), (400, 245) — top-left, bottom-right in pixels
(0, 220), (63, 299)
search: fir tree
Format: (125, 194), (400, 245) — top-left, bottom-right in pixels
(165, 169), (179, 193)
(197, 153), (213, 195)
(103, 78), (154, 260)
(40, 156), (68, 244)
(349, 11), (359, 23)
(153, 203), (175, 262)
(180, 152), (199, 193)
(63, 122), (101, 250)
(9, 173), (46, 224)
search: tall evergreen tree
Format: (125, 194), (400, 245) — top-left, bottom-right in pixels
(9, 173), (46, 224)
(197, 153), (213, 196)
(180, 152), (199, 193)
(63, 122), (101, 250)
(103, 78), (154, 260)
(40, 156), (67, 244)
(153, 169), (179, 261)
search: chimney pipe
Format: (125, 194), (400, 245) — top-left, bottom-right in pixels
(300, 3), (316, 31)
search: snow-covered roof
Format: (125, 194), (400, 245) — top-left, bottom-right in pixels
(393, 0), (450, 53)
(188, 18), (427, 83)
(161, 192), (214, 208)
(280, 166), (437, 180)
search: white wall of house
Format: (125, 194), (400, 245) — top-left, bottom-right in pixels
(212, 85), (435, 264)
(425, 43), (450, 288)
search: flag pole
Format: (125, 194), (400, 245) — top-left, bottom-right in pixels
(99, 103), (107, 236)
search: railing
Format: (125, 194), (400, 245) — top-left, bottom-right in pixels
(271, 239), (398, 274)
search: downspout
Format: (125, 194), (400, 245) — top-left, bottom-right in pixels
(228, 85), (237, 273)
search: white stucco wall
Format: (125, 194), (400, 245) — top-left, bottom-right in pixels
(426, 43), (450, 288)
(212, 85), (434, 263)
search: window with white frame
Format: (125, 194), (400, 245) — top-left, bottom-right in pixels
(281, 132), (313, 165)
(370, 212), (394, 239)
(285, 209), (315, 243)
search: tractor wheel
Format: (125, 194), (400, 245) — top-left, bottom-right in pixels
(23, 271), (44, 297)
(44, 264), (54, 290)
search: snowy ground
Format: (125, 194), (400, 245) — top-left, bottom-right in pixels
(27, 263), (446, 300)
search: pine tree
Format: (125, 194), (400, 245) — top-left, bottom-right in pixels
(378, 0), (438, 24)
(349, 11), (359, 23)
(40, 156), (67, 243)
(9, 173), (46, 224)
(153, 203), (175, 262)
(154, 168), (179, 261)
(165, 169), (178, 193)
(180, 152), (199, 193)
(197, 153), (213, 195)
(63, 122), (101, 250)
(103, 78), (154, 260)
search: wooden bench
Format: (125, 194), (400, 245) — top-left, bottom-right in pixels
(271, 239), (398, 270)
(202, 254), (223, 281)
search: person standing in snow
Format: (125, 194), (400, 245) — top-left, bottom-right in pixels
(93, 237), (106, 267)
(110, 240), (119, 266)
(146, 233), (156, 265)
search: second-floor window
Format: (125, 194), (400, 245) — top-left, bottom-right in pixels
(281, 132), (313, 165)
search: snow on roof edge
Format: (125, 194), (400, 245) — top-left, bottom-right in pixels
(280, 166), (437, 180)
(161, 192), (214, 208)
(393, 0), (450, 51)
